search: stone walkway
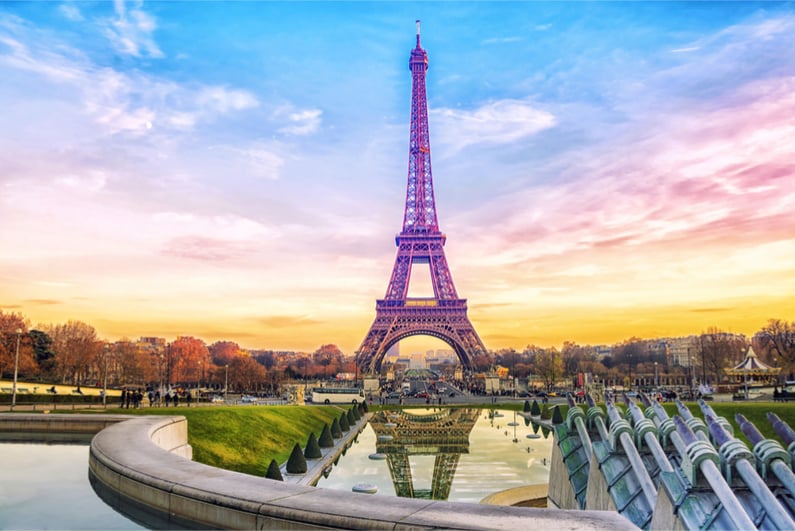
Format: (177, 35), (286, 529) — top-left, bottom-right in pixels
(282, 412), (370, 486)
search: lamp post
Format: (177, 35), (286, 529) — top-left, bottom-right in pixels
(628, 353), (632, 392)
(11, 328), (22, 411)
(654, 361), (659, 388)
(102, 345), (109, 408)
(224, 364), (229, 402)
(159, 353), (164, 403)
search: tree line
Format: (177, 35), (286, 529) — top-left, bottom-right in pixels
(0, 310), (355, 394)
(1, 309), (793, 391)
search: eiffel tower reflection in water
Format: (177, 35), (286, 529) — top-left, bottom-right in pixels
(369, 408), (481, 500)
(315, 407), (554, 502)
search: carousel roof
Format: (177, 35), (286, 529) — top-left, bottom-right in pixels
(725, 347), (781, 375)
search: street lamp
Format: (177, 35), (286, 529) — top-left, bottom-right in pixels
(654, 361), (659, 388)
(628, 353), (632, 392)
(224, 364), (229, 402)
(102, 345), (109, 408)
(11, 328), (22, 411)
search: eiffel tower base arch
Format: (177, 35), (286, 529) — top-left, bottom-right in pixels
(356, 299), (485, 373)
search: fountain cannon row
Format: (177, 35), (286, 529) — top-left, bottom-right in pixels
(539, 392), (795, 530)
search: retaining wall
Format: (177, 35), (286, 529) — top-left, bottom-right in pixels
(1, 413), (636, 530)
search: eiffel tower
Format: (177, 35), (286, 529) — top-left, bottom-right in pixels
(355, 21), (488, 374)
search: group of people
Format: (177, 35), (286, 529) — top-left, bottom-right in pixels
(119, 388), (194, 408)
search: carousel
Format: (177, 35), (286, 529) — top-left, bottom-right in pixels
(724, 347), (781, 399)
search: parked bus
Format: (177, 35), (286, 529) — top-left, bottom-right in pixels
(310, 387), (365, 404)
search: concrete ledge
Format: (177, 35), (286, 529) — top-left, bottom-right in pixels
(2, 413), (636, 530)
(90, 415), (636, 529)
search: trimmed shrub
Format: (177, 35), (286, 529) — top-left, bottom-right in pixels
(531, 400), (541, 416)
(540, 404), (552, 420)
(331, 417), (342, 438)
(304, 432), (322, 459)
(523, 400), (531, 413)
(318, 423), (334, 448)
(551, 405), (564, 424)
(340, 412), (350, 431)
(361, 401), (368, 413)
(265, 459), (283, 481)
(351, 406), (361, 421)
(346, 408), (356, 425)
(286, 443), (307, 474)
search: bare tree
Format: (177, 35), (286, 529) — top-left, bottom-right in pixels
(698, 327), (746, 386)
(757, 319), (795, 377)
(534, 348), (563, 391)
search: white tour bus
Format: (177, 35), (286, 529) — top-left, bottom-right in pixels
(311, 387), (365, 404)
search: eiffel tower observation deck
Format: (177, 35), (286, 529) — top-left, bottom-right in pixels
(356, 21), (488, 374)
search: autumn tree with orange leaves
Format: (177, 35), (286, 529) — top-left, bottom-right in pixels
(168, 336), (211, 386)
(0, 311), (36, 378)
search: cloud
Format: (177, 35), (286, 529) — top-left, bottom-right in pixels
(211, 142), (285, 180)
(103, 0), (163, 58)
(196, 86), (259, 113)
(59, 4), (84, 22)
(23, 299), (63, 306)
(274, 106), (323, 136)
(0, 21), (260, 137)
(162, 236), (261, 262)
(259, 315), (323, 328)
(431, 99), (555, 154)
(481, 36), (522, 45)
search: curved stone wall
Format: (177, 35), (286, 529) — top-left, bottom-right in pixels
(1, 414), (636, 530)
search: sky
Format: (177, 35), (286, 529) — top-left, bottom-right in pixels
(1, 1), (794, 355)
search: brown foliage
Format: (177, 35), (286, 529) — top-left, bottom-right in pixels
(169, 336), (211, 385)
(0, 311), (36, 377)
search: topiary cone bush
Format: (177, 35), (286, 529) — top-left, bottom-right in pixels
(265, 458), (283, 481)
(352, 406), (361, 421)
(361, 401), (368, 413)
(523, 400), (531, 413)
(286, 443), (307, 474)
(531, 400), (541, 416)
(339, 412), (350, 431)
(318, 423), (334, 448)
(304, 432), (322, 459)
(346, 409), (356, 425)
(551, 405), (564, 424)
(331, 417), (343, 438)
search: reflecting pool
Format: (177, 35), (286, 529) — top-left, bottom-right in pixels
(315, 408), (553, 503)
(0, 443), (144, 530)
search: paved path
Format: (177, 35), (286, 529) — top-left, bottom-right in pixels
(282, 413), (370, 486)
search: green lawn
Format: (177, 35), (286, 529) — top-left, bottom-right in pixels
(102, 405), (348, 476)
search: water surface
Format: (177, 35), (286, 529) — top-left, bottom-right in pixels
(0, 443), (143, 530)
(316, 408), (553, 503)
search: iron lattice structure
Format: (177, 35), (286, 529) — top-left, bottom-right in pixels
(356, 22), (488, 374)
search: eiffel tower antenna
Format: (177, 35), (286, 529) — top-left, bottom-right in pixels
(356, 22), (488, 374)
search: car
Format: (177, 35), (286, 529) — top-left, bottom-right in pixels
(386, 391), (401, 399)
(416, 391), (429, 399)
(210, 395), (225, 403)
